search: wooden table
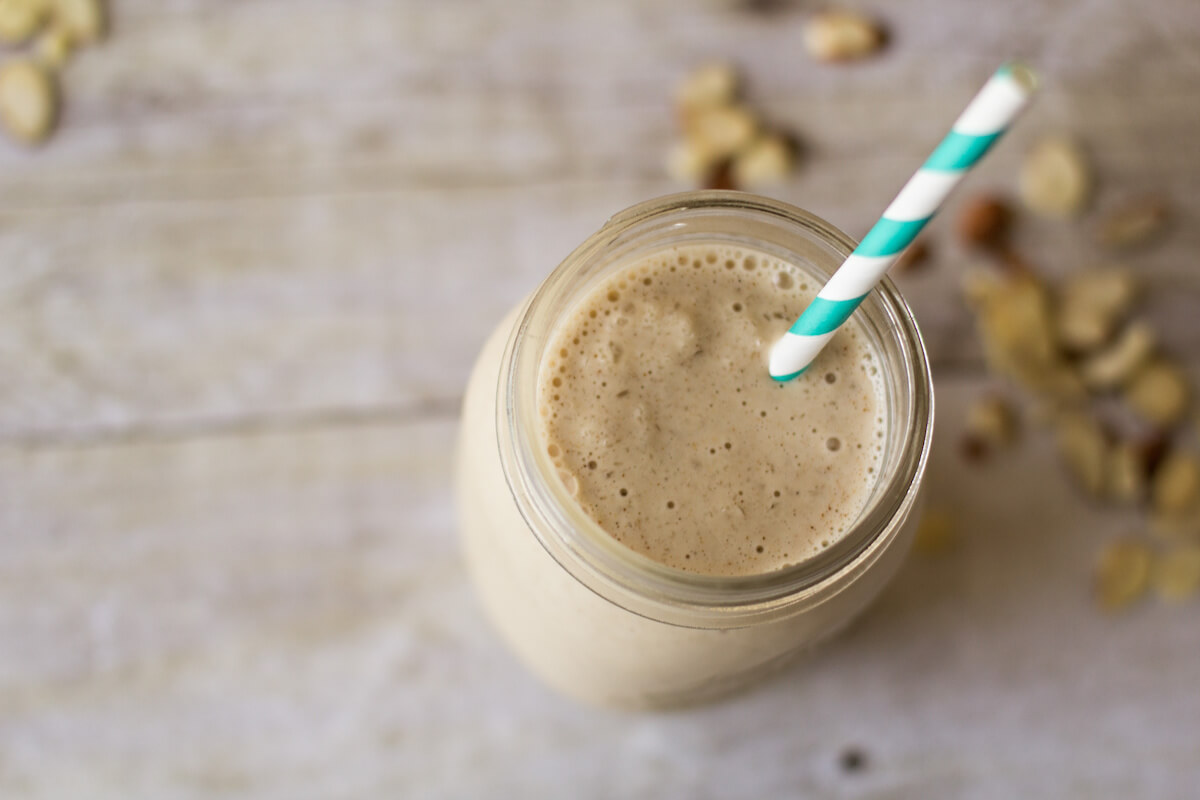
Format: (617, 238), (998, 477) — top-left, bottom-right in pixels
(3, 1), (1199, 796)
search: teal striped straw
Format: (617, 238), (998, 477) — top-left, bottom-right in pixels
(769, 62), (1039, 381)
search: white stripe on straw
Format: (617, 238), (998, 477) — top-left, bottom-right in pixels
(769, 61), (1039, 382)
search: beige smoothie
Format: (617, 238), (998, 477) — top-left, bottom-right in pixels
(538, 243), (884, 575)
(457, 194), (931, 709)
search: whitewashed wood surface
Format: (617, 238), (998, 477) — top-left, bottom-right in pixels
(2, 1), (1199, 797)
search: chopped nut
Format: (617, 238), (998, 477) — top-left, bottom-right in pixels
(967, 271), (1083, 401)
(802, 9), (884, 62)
(1105, 442), (1146, 506)
(1097, 198), (1169, 250)
(731, 134), (793, 187)
(913, 509), (956, 554)
(49, 0), (102, 44)
(704, 159), (737, 191)
(965, 395), (1019, 450)
(893, 238), (930, 273)
(1151, 451), (1200, 518)
(1124, 359), (1190, 428)
(1056, 267), (1137, 353)
(36, 26), (72, 69)
(957, 195), (1011, 250)
(1152, 545), (1200, 602)
(1095, 538), (1151, 612)
(676, 62), (739, 113)
(666, 137), (719, 183)
(1019, 136), (1090, 218)
(1080, 322), (1155, 390)
(0, 0), (47, 44)
(0, 59), (57, 145)
(684, 105), (758, 161)
(1056, 413), (1109, 497)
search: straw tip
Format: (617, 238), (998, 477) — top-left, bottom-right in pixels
(1000, 61), (1040, 94)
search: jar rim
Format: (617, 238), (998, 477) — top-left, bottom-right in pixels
(498, 192), (934, 626)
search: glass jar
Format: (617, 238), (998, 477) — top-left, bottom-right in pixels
(456, 192), (934, 709)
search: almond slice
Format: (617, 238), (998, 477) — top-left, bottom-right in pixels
(0, 0), (47, 44)
(676, 62), (739, 113)
(1056, 267), (1137, 354)
(1095, 538), (1151, 612)
(802, 10), (884, 62)
(1125, 360), (1190, 428)
(1080, 322), (1155, 390)
(1097, 198), (1169, 250)
(0, 59), (57, 145)
(1056, 413), (1109, 498)
(732, 134), (794, 187)
(1019, 136), (1090, 218)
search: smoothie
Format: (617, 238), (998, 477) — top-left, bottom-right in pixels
(456, 194), (932, 709)
(537, 243), (884, 576)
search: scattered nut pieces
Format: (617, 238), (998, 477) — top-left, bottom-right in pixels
(667, 63), (799, 188)
(802, 9), (884, 62)
(1095, 538), (1151, 612)
(1124, 359), (1190, 428)
(0, 58), (56, 145)
(676, 62), (738, 113)
(1151, 451), (1200, 519)
(1097, 197), (1169, 250)
(957, 195), (1011, 250)
(1080, 322), (1155, 390)
(912, 509), (956, 554)
(0, 0), (47, 44)
(1105, 442), (1146, 506)
(966, 271), (1083, 402)
(1055, 267), (1137, 353)
(1056, 413), (1109, 497)
(1019, 136), (1090, 218)
(732, 134), (793, 187)
(49, 0), (103, 45)
(1152, 545), (1200, 602)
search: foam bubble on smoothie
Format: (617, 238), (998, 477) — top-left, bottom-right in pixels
(537, 243), (886, 576)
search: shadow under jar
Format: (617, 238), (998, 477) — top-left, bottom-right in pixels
(456, 192), (934, 709)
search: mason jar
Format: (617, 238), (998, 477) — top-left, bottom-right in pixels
(456, 192), (934, 709)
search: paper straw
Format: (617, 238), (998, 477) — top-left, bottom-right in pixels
(768, 62), (1039, 382)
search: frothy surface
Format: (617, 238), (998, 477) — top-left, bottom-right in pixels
(537, 243), (885, 576)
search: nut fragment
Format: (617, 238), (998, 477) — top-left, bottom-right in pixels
(0, 0), (47, 44)
(1080, 322), (1155, 390)
(0, 59), (57, 145)
(49, 0), (102, 44)
(1056, 413), (1109, 497)
(1019, 136), (1090, 218)
(1152, 545), (1200, 602)
(666, 137), (718, 183)
(1097, 198), (1169, 250)
(1124, 359), (1190, 428)
(957, 195), (1011, 250)
(1094, 538), (1151, 612)
(964, 395), (1019, 452)
(966, 271), (1082, 401)
(802, 9), (884, 62)
(676, 62), (738, 113)
(731, 134), (793, 187)
(36, 26), (72, 69)
(1105, 442), (1146, 506)
(1151, 451), (1200, 518)
(1056, 268), (1137, 353)
(684, 105), (758, 161)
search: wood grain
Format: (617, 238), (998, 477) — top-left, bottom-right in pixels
(2, 0), (1200, 795)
